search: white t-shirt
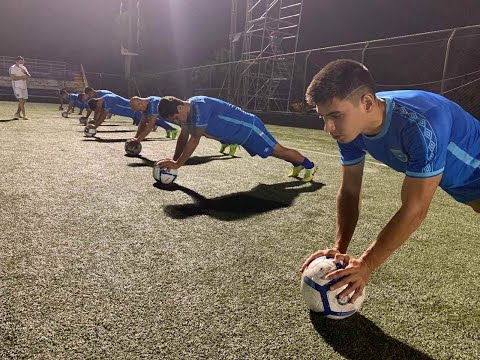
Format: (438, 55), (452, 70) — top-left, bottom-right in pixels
(9, 64), (28, 89)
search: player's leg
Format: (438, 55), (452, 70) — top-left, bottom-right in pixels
(272, 144), (317, 182)
(155, 117), (177, 139)
(466, 199), (480, 213)
(242, 117), (317, 182)
(19, 98), (27, 119)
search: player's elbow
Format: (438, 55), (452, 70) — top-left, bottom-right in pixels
(402, 204), (429, 226)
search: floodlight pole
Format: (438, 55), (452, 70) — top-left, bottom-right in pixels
(441, 28), (457, 93)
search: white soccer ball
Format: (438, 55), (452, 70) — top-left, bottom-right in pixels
(301, 256), (366, 319)
(83, 127), (97, 138)
(153, 166), (178, 184)
(124, 141), (142, 156)
(61, 111), (69, 118)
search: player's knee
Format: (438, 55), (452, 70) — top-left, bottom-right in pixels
(467, 201), (480, 213)
(272, 144), (286, 157)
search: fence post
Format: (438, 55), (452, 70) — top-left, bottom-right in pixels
(302, 51), (312, 102)
(361, 42), (369, 64)
(441, 29), (457, 93)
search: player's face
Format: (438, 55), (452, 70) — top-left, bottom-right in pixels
(316, 97), (367, 143)
(170, 104), (188, 123)
(62, 93), (68, 100)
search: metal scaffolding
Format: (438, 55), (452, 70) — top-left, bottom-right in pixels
(228, 0), (304, 112)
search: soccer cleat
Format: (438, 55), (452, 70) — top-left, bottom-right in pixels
(288, 165), (304, 177)
(13, 113), (20, 120)
(170, 129), (178, 140)
(23, 116), (29, 120)
(220, 143), (228, 154)
(302, 164), (318, 182)
(228, 144), (238, 156)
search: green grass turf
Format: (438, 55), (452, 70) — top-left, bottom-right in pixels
(0, 101), (478, 359)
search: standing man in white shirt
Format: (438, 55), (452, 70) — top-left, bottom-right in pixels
(9, 56), (31, 120)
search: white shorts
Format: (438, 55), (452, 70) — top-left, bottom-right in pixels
(13, 87), (28, 100)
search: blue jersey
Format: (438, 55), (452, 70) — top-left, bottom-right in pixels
(101, 94), (136, 118)
(338, 90), (480, 202)
(187, 96), (260, 144)
(68, 93), (78, 104)
(143, 96), (161, 117)
(95, 90), (113, 98)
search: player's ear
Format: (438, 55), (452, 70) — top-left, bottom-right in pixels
(361, 93), (375, 113)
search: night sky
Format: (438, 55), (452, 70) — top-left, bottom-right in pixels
(0, 0), (478, 73)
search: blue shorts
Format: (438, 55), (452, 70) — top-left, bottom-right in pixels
(443, 177), (480, 203)
(74, 101), (86, 110)
(242, 117), (278, 158)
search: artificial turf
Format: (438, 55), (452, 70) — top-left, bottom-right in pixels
(0, 102), (478, 359)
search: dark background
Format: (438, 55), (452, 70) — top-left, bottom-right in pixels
(0, 0), (478, 73)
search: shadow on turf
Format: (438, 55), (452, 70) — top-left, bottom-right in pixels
(0, 118), (19, 122)
(81, 138), (169, 143)
(128, 154), (238, 168)
(310, 312), (434, 360)
(158, 180), (324, 221)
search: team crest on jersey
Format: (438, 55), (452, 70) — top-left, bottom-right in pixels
(390, 149), (408, 162)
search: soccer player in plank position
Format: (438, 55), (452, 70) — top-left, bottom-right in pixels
(301, 59), (480, 303)
(81, 87), (114, 119)
(60, 89), (88, 116)
(86, 93), (143, 130)
(155, 96), (318, 182)
(129, 96), (179, 141)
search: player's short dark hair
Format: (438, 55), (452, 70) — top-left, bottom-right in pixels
(84, 87), (94, 94)
(88, 98), (98, 110)
(60, 89), (68, 96)
(16, 56), (24, 61)
(158, 96), (184, 118)
(305, 59), (376, 106)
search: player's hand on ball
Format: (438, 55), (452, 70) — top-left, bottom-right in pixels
(324, 257), (372, 304)
(300, 248), (343, 272)
(86, 124), (96, 129)
(155, 159), (179, 171)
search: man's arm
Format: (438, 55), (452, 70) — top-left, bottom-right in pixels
(135, 115), (157, 142)
(335, 161), (365, 252)
(66, 102), (75, 114)
(92, 108), (108, 128)
(301, 161), (365, 271)
(173, 128), (204, 167)
(156, 127), (204, 170)
(134, 114), (148, 138)
(360, 174), (441, 270)
(173, 125), (190, 160)
(327, 173), (442, 302)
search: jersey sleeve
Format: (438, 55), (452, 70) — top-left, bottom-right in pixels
(402, 108), (451, 178)
(147, 98), (159, 117)
(338, 139), (366, 166)
(190, 99), (212, 128)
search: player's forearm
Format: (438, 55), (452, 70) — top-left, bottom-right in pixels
(94, 113), (108, 128)
(334, 189), (361, 252)
(360, 204), (428, 271)
(136, 118), (156, 142)
(85, 109), (92, 118)
(176, 137), (200, 167)
(173, 130), (189, 160)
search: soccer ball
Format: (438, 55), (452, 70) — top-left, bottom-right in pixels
(79, 117), (88, 125)
(61, 111), (69, 118)
(124, 141), (142, 156)
(83, 127), (97, 138)
(153, 166), (178, 184)
(301, 256), (366, 319)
